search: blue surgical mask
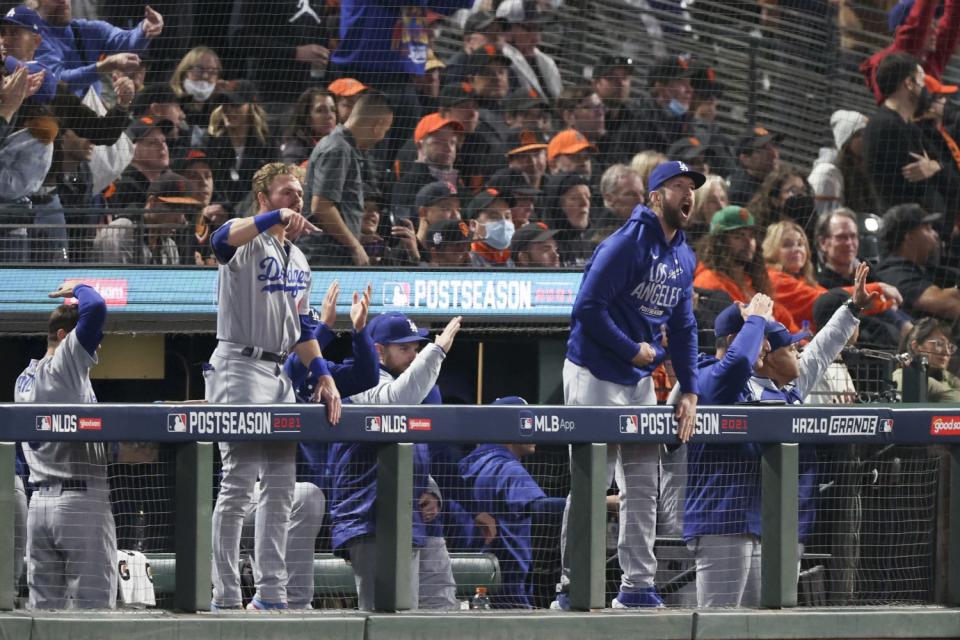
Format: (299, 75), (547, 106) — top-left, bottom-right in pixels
(483, 219), (515, 251)
(667, 99), (688, 117)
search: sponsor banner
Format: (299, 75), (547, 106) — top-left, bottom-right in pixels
(618, 411), (746, 437)
(78, 417), (102, 431)
(165, 411), (293, 435)
(931, 416), (960, 436)
(408, 418), (432, 431)
(517, 414), (575, 436)
(791, 415), (879, 436)
(64, 278), (128, 307)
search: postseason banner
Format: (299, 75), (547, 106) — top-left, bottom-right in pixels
(0, 267), (582, 322)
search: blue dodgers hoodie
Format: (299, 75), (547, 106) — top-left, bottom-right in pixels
(459, 444), (566, 608)
(684, 315), (767, 541)
(567, 206), (699, 392)
(332, 0), (472, 76)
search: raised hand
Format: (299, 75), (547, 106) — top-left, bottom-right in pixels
(434, 316), (462, 354)
(350, 284), (372, 332)
(320, 280), (339, 328)
(142, 6), (164, 38)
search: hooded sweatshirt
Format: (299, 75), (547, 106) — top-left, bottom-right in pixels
(567, 205), (699, 392)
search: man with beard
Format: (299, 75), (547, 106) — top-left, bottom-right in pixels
(694, 205), (801, 332)
(591, 55), (644, 166)
(390, 113), (464, 224)
(862, 52), (960, 228)
(552, 160), (702, 610)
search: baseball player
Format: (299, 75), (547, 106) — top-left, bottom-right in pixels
(555, 160), (703, 610)
(14, 446), (27, 589)
(666, 294), (774, 607)
(207, 162), (341, 611)
(14, 283), (115, 609)
(328, 312), (462, 610)
(682, 265), (874, 606)
(239, 282), (378, 609)
(459, 396), (567, 608)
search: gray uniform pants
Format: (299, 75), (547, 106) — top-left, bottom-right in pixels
(558, 359), (658, 594)
(689, 536), (804, 608)
(241, 482), (326, 608)
(26, 479), (117, 609)
(347, 537), (420, 611)
(206, 347), (295, 607)
(15, 475), (26, 585)
(418, 536), (458, 610)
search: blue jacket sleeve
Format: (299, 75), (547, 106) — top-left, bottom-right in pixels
(45, 21), (149, 95)
(73, 284), (106, 356)
(529, 496), (567, 515)
(572, 236), (642, 363)
(423, 384), (442, 405)
(328, 327), (380, 397)
(699, 316), (766, 404)
(316, 324), (336, 351)
(667, 285), (700, 395)
(3, 58), (57, 104)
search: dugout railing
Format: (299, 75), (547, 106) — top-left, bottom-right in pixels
(1, 403), (959, 614)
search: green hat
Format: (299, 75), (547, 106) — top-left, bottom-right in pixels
(710, 206), (755, 235)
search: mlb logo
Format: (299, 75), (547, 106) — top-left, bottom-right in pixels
(619, 415), (639, 434)
(519, 416), (534, 436)
(167, 414), (187, 433)
(36, 415), (51, 432)
(365, 416), (382, 432)
(881, 419), (893, 433)
(383, 282), (411, 307)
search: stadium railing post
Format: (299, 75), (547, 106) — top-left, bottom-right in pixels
(949, 445), (960, 605)
(761, 442), (799, 608)
(374, 442), (413, 612)
(0, 442), (14, 610)
(174, 442), (213, 612)
(569, 442), (606, 611)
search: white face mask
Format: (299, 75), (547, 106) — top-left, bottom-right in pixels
(482, 219), (515, 250)
(183, 79), (215, 102)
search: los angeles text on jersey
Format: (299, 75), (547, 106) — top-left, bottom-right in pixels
(630, 262), (684, 318)
(622, 412), (727, 436)
(791, 415), (878, 436)
(169, 411), (301, 435)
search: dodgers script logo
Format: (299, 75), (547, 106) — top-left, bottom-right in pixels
(257, 257), (309, 298)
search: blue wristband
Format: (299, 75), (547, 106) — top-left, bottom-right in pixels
(309, 356), (331, 379)
(254, 210), (284, 234)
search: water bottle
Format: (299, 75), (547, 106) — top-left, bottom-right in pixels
(469, 586), (491, 610)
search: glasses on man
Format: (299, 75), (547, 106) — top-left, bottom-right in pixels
(922, 339), (957, 355)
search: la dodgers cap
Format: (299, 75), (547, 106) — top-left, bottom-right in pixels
(1, 6), (43, 32)
(647, 160), (706, 192)
(367, 312), (430, 345)
(766, 321), (811, 351)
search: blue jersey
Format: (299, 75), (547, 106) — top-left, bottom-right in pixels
(459, 445), (565, 608)
(567, 206), (699, 391)
(684, 316), (767, 541)
(289, 325), (380, 491)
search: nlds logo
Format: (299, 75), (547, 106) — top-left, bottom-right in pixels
(35, 414), (77, 433)
(365, 416), (407, 433)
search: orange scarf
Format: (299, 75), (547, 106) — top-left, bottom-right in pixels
(471, 241), (511, 264)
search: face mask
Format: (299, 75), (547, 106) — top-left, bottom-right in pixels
(183, 79), (215, 102)
(667, 99), (688, 117)
(482, 219), (515, 250)
(781, 194), (816, 228)
(914, 86), (934, 118)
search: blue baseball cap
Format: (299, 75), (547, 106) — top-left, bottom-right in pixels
(491, 396), (528, 405)
(713, 303), (746, 338)
(888, 0), (943, 33)
(368, 312), (430, 345)
(2, 6), (43, 32)
(765, 320), (810, 351)
(647, 160), (706, 192)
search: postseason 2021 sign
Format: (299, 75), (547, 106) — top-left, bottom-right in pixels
(0, 267), (582, 322)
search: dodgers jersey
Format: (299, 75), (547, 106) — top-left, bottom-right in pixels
(567, 206), (699, 391)
(213, 225), (313, 354)
(14, 287), (106, 485)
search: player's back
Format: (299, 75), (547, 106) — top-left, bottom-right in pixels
(15, 330), (107, 484)
(215, 233), (311, 355)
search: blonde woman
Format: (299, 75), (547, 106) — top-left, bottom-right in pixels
(204, 80), (277, 208)
(762, 220), (892, 328)
(688, 174), (728, 242)
(170, 46), (224, 146)
(629, 150), (666, 189)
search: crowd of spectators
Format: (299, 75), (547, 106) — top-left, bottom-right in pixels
(0, 0), (958, 344)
